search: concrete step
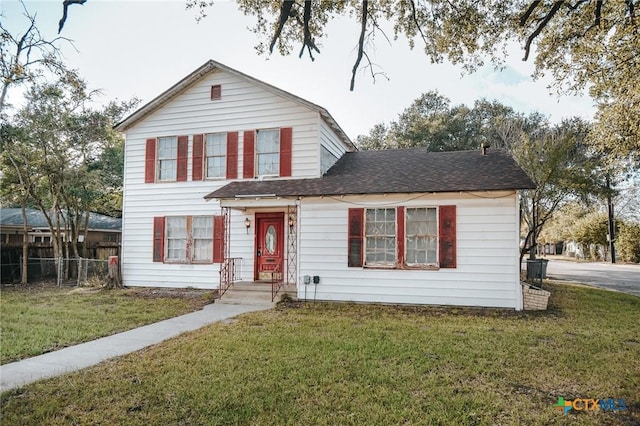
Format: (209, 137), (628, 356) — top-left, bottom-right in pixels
(216, 282), (297, 305)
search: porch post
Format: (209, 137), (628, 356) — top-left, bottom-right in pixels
(286, 204), (298, 285)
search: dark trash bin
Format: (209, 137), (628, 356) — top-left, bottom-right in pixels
(526, 259), (549, 280)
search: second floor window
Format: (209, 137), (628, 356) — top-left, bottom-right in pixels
(256, 129), (280, 176)
(206, 133), (227, 178)
(157, 136), (178, 181)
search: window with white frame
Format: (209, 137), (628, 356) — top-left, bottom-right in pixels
(256, 129), (280, 176)
(206, 133), (226, 178)
(406, 207), (438, 266)
(192, 216), (213, 261)
(164, 216), (215, 263)
(365, 208), (396, 266)
(157, 136), (178, 181)
(165, 216), (187, 261)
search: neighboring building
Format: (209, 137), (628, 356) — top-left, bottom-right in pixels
(115, 60), (535, 309)
(0, 208), (121, 247)
(0, 208), (121, 283)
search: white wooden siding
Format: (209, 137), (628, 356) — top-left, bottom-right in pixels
(296, 193), (522, 309)
(121, 69), (324, 288)
(319, 119), (347, 173)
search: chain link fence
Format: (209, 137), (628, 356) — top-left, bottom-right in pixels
(2, 257), (112, 286)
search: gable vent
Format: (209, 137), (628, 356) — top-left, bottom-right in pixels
(210, 84), (221, 101)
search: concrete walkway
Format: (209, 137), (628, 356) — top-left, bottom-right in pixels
(0, 300), (273, 393)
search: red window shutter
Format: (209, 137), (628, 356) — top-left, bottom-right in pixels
(280, 127), (292, 177)
(348, 208), (364, 267)
(243, 130), (255, 179)
(176, 135), (188, 182)
(213, 215), (225, 263)
(397, 206), (405, 267)
(152, 217), (165, 262)
(439, 205), (457, 268)
(226, 132), (238, 179)
(192, 134), (204, 181)
(145, 138), (156, 183)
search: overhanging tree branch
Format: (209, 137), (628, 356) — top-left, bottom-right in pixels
(520, 0), (541, 26)
(269, 0), (295, 54)
(58, 0), (87, 33)
(522, 1), (564, 61)
(350, 0), (368, 91)
(409, 0), (429, 47)
(298, 0), (320, 59)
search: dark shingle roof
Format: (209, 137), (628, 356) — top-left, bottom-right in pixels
(205, 148), (535, 200)
(0, 208), (121, 231)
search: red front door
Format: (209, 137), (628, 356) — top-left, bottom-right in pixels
(255, 213), (284, 281)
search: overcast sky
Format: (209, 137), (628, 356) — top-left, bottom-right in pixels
(3, 0), (596, 140)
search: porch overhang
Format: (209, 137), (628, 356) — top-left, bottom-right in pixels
(216, 196), (298, 210)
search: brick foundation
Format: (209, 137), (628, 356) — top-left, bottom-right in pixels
(522, 283), (550, 310)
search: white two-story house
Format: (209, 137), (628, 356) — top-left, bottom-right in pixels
(115, 60), (535, 309)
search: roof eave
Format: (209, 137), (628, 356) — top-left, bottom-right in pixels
(114, 60), (356, 150)
(115, 61), (217, 132)
(206, 186), (533, 201)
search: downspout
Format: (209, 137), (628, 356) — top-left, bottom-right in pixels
(515, 191), (523, 311)
(296, 197), (301, 297)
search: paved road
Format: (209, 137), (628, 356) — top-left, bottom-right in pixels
(543, 259), (640, 296)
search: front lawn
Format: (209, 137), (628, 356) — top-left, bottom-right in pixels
(0, 284), (215, 364)
(1, 282), (638, 425)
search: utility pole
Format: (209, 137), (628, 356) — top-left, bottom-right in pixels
(606, 175), (616, 263)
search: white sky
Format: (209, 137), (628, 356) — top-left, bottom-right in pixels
(2, 0), (596, 140)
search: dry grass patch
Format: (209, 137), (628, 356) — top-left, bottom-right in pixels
(1, 283), (215, 364)
(1, 282), (639, 425)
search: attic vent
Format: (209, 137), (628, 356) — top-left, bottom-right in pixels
(210, 84), (221, 101)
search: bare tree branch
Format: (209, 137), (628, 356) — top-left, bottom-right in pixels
(1, 7), (72, 112)
(58, 0), (87, 34)
(298, 0), (320, 60)
(626, 0), (635, 23)
(350, 1), (368, 91)
(583, 0), (604, 35)
(269, 0), (295, 54)
(566, 0), (589, 11)
(594, 0), (603, 27)
(409, 0), (429, 47)
(523, 1), (564, 61)
(519, 0), (540, 26)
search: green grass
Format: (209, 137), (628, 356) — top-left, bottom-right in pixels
(1, 282), (639, 425)
(0, 284), (215, 364)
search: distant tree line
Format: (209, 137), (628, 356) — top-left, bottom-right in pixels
(1, 3), (137, 284)
(354, 91), (639, 263)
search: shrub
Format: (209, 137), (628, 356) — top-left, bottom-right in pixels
(617, 221), (640, 263)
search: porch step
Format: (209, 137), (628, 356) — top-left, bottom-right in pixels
(216, 282), (297, 306)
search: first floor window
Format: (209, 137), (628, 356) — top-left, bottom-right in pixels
(256, 129), (280, 176)
(365, 208), (396, 266)
(348, 205), (457, 269)
(166, 217), (187, 261)
(192, 216), (213, 261)
(157, 136), (178, 181)
(406, 207), (438, 266)
(206, 133), (226, 178)
(153, 215), (223, 264)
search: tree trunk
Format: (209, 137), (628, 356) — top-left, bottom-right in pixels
(82, 211), (90, 258)
(606, 175), (616, 264)
(105, 256), (122, 289)
(20, 202), (29, 285)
